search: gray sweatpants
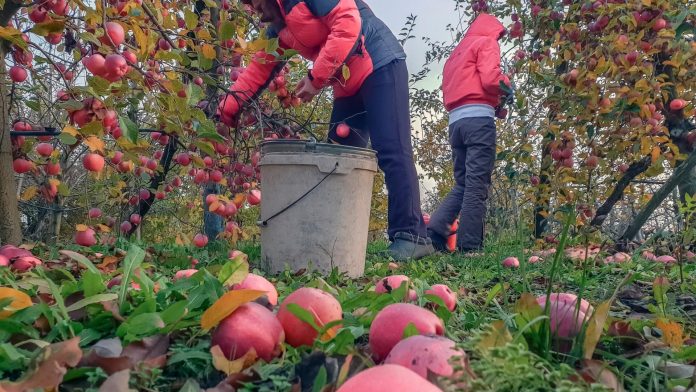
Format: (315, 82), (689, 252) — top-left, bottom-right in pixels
(428, 117), (496, 251)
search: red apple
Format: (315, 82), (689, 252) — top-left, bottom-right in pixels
(502, 256), (520, 268)
(193, 233), (208, 247)
(669, 99), (687, 111)
(384, 335), (468, 380)
(232, 273), (279, 307)
(103, 22), (125, 46)
(336, 123), (350, 138)
(425, 284), (457, 311)
(369, 303), (444, 362)
(83, 153), (105, 172)
(13, 159), (33, 174)
(585, 155), (599, 168)
(36, 143), (53, 157)
(83, 54), (106, 76)
(173, 269), (198, 281)
(537, 293), (593, 339)
(46, 162), (60, 175)
(211, 302), (285, 361)
(120, 221), (132, 233)
(276, 287), (342, 347)
(336, 365), (441, 392)
(9, 66), (28, 83)
(652, 18), (667, 31)
(88, 207), (102, 218)
(129, 213), (141, 225)
(248, 189), (261, 206)
(74, 227), (97, 247)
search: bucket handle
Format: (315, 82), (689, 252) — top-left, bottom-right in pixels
(257, 161), (339, 227)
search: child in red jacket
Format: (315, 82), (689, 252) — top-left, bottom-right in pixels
(427, 13), (510, 253)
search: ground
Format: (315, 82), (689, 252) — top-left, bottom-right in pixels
(0, 232), (695, 391)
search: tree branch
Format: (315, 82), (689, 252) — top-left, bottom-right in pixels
(590, 156), (651, 227)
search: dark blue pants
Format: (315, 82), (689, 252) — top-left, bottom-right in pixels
(328, 59), (427, 240)
(428, 117), (496, 251)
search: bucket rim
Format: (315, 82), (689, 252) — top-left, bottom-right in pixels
(260, 139), (376, 158)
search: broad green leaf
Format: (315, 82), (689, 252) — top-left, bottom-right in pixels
(82, 271), (106, 297)
(65, 294), (117, 313)
(218, 257), (249, 287)
(184, 9), (199, 30)
(312, 366), (328, 392)
(286, 303), (321, 332)
(59, 250), (100, 274)
(477, 320), (512, 352)
(118, 245), (145, 310)
(30, 20), (65, 36)
(219, 21), (235, 41)
(119, 116), (140, 144)
(178, 379), (203, 392)
(117, 312), (165, 341)
(402, 322), (420, 339)
(161, 300), (189, 325)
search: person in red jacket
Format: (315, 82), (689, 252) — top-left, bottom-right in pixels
(426, 13), (511, 253)
(219, 0), (434, 260)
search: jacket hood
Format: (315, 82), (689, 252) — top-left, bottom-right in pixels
(465, 13), (505, 39)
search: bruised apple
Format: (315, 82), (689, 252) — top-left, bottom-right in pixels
(232, 273), (278, 306)
(337, 364), (442, 392)
(173, 269), (198, 281)
(424, 284), (457, 311)
(375, 275), (417, 301)
(369, 303), (444, 362)
(74, 227), (97, 247)
(276, 287), (342, 347)
(211, 302), (284, 362)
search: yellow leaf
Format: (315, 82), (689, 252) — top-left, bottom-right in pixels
(201, 289), (266, 331)
(209, 201), (221, 212)
(477, 320), (512, 352)
(236, 35), (247, 50)
(48, 178), (61, 187)
(0, 287), (33, 319)
(651, 146), (661, 163)
(97, 224), (111, 233)
(201, 44), (217, 60)
(75, 224), (89, 232)
(583, 300), (611, 359)
(196, 29), (212, 41)
(656, 319), (685, 350)
(84, 136), (105, 152)
(21, 186), (38, 201)
(131, 23), (149, 57)
(62, 125), (79, 137)
(210, 345), (257, 375)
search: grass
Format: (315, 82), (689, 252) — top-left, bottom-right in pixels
(1, 228), (695, 391)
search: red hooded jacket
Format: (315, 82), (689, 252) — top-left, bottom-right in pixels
(219, 0), (405, 125)
(442, 13), (510, 112)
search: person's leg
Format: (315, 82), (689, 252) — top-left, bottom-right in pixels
(427, 121), (467, 251)
(457, 117), (496, 251)
(328, 94), (368, 147)
(360, 59), (432, 259)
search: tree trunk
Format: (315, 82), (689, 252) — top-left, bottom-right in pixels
(591, 156), (651, 227)
(203, 182), (223, 240)
(619, 151), (696, 244)
(0, 47), (22, 245)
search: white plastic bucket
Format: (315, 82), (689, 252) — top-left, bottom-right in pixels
(258, 140), (378, 277)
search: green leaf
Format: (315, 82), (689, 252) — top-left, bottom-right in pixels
(25, 100), (40, 112)
(169, 352), (211, 366)
(194, 141), (216, 158)
(58, 133), (78, 145)
(219, 21), (235, 41)
(59, 250), (100, 275)
(119, 116), (139, 144)
(586, 125), (595, 140)
(196, 131), (225, 143)
(57, 183), (70, 197)
(30, 20), (65, 36)
(118, 245), (145, 310)
(184, 9), (199, 30)
(286, 303), (321, 332)
(58, 100), (86, 111)
(312, 365), (327, 392)
(82, 271), (106, 297)
(87, 75), (111, 93)
(65, 294), (118, 313)
(117, 312), (165, 342)
(402, 322), (420, 339)
(218, 258), (249, 287)
(178, 379), (203, 392)
(0, 343), (26, 371)
(161, 300), (189, 325)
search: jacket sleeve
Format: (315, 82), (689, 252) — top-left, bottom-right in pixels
(218, 51), (279, 126)
(304, 0), (361, 89)
(476, 38), (510, 96)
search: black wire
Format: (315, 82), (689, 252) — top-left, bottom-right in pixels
(259, 161), (339, 226)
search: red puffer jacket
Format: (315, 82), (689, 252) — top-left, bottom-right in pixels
(219, 0), (405, 125)
(442, 13), (510, 111)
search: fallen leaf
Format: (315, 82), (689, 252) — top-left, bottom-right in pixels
(0, 287), (33, 319)
(211, 345), (257, 376)
(102, 300), (126, 322)
(98, 256), (120, 271)
(201, 289), (265, 331)
(644, 355), (696, 379)
(579, 359), (625, 392)
(656, 319), (686, 350)
(584, 300), (611, 359)
(81, 335), (169, 375)
(477, 320), (512, 352)
(76, 224), (90, 232)
(98, 369), (134, 392)
(0, 337), (82, 392)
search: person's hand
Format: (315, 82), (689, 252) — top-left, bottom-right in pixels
(495, 105), (508, 119)
(295, 76), (321, 102)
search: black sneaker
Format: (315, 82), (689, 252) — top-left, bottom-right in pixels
(387, 232), (436, 261)
(427, 229), (448, 252)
